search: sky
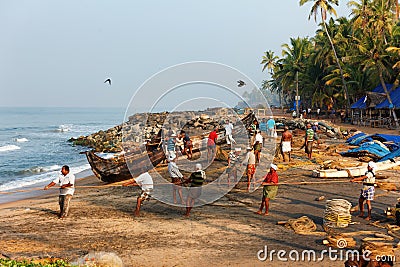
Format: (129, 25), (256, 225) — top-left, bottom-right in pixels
(0, 0), (351, 109)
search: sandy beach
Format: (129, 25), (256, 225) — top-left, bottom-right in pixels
(2, 117), (400, 266)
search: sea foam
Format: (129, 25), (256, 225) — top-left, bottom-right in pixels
(0, 145), (21, 152)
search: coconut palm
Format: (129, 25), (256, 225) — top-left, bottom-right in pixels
(300, 0), (351, 113)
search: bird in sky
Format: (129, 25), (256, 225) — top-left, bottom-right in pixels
(104, 78), (112, 85)
(237, 80), (246, 87)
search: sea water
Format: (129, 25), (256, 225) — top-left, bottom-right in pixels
(0, 107), (125, 194)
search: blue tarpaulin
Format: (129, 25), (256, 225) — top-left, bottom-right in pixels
(379, 149), (400, 162)
(347, 133), (373, 146)
(375, 85), (400, 109)
(341, 142), (390, 159)
(346, 132), (366, 144)
(372, 134), (400, 144)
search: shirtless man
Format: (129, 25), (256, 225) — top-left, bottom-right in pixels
(280, 126), (293, 162)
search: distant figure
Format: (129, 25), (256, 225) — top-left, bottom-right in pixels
(266, 116), (276, 137)
(316, 108), (321, 119)
(122, 172), (154, 217)
(180, 130), (193, 159)
(259, 118), (267, 133)
(292, 110), (297, 119)
(104, 78), (111, 85)
(207, 126), (219, 163)
(226, 147), (241, 186)
(248, 119), (258, 145)
(256, 163), (278, 216)
(305, 123), (316, 159)
(224, 119), (236, 146)
(168, 154), (185, 205)
(330, 109), (336, 123)
(44, 165), (75, 219)
(253, 130), (263, 163)
(167, 133), (177, 158)
(280, 126), (292, 162)
(237, 80), (246, 87)
(245, 146), (256, 191)
(311, 122), (320, 145)
(185, 163), (206, 217)
(350, 161), (377, 221)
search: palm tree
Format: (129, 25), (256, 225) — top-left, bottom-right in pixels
(261, 50), (280, 107)
(300, 0), (351, 114)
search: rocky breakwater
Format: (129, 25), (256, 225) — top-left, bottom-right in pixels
(69, 111), (226, 153)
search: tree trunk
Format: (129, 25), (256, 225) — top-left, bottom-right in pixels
(322, 20), (351, 117)
(379, 73), (399, 128)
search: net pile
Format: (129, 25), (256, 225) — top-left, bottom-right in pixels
(323, 199), (352, 228)
(285, 216), (317, 234)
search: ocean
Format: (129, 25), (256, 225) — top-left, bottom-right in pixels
(0, 107), (125, 195)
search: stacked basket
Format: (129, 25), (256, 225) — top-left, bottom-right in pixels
(323, 199), (352, 228)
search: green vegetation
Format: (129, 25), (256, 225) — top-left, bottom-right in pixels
(261, 0), (400, 123)
(0, 259), (74, 267)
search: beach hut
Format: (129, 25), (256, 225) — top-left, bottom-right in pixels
(350, 84), (389, 126)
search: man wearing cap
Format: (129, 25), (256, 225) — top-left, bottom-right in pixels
(256, 163), (279, 216)
(280, 126), (293, 162)
(168, 153), (185, 205)
(185, 163), (206, 217)
(245, 146), (256, 191)
(350, 161), (377, 220)
(122, 172), (154, 217)
(226, 147), (241, 186)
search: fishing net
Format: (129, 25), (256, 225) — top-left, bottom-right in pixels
(323, 199), (352, 228)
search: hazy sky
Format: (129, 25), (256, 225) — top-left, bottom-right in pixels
(0, 1), (351, 109)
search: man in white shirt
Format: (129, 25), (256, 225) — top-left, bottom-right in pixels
(123, 172), (154, 216)
(224, 119), (236, 145)
(44, 165), (75, 219)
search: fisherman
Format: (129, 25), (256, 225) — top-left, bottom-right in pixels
(168, 153), (185, 205)
(305, 123), (316, 159)
(266, 116), (276, 137)
(256, 163), (278, 216)
(44, 165), (75, 219)
(226, 147), (241, 186)
(185, 163), (206, 217)
(167, 132), (177, 158)
(253, 130), (263, 164)
(224, 119), (236, 146)
(122, 172), (154, 217)
(245, 146), (256, 191)
(248, 119), (258, 145)
(207, 126), (219, 163)
(280, 126), (293, 162)
(180, 130), (193, 159)
(350, 161), (377, 221)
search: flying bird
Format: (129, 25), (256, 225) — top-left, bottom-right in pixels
(237, 80), (246, 87)
(104, 78), (112, 85)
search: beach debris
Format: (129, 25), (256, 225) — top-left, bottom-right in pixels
(283, 216), (318, 235)
(72, 251), (123, 267)
(315, 195), (325, 201)
(323, 199), (352, 228)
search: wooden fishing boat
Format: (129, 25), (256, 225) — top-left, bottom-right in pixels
(82, 111), (257, 183)
(312, 157), (400, 178)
